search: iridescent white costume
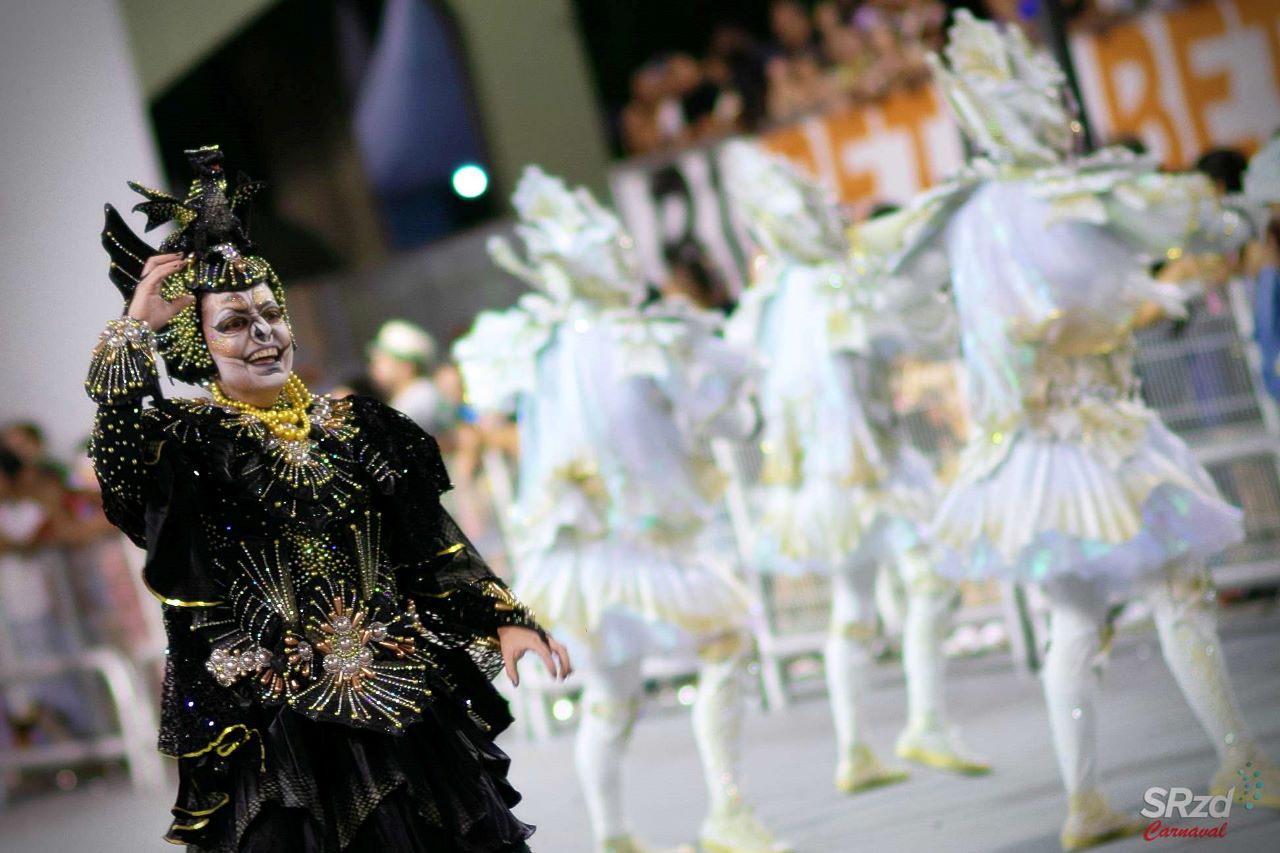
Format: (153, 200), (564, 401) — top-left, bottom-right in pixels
(860, 12), (1278, 849)
(722, 142), (987, 792)
(454, 168), (790, 853)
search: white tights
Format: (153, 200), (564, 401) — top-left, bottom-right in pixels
(825, 547), (955, 757)
(571, 616), (750, 843)
(1042, 559), (1252, 795)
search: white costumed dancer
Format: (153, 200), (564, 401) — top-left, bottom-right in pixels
(722, 141), (989, 794)
(859, 12), (1279, 850)
(454, 167), (792, 853)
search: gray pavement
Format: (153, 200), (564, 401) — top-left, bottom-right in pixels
(3, 608), (1279, 852)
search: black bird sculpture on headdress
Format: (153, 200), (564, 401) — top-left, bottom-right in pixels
(100, 145), (264, 301)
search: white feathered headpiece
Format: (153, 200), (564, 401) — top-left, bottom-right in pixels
(721, 140), (849, 263)
(487, 166), (644, 306)
(929, 10), (1079, 166)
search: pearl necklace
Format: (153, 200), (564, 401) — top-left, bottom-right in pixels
(211, 373), (314, 443)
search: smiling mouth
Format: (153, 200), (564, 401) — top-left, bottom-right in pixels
(245, 346), (282, 367)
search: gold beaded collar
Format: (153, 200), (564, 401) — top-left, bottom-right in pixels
(210, 373), (314, 443)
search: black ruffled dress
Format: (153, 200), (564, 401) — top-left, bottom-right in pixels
(87, 327), (540, 852)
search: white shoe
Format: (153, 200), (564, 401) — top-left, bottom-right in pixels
(598, 833), (695, 853)
(1209, 750), (1280, 811)
(698, 800), (794, 853)
(835, 742), (910, 794)
(1059, 790), (1145, 851)
(895, 722), (991, 775)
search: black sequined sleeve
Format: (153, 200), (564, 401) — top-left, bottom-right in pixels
(354, 398), (543, 677)
(86, 317), (161, 547)
(414, 509), (543, 637)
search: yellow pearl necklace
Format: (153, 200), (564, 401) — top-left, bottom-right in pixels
(211, 373), (314, 443)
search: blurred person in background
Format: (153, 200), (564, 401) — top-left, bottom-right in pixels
(724, 142), (988, 797)
(0, 447), (90, 753)
(665, 52), (705, 121)
(621, 59), (687, 157)
(368, 318), (455, 439)
(1244, 134), (1280, 400)
(2, 421), (69, 490)
(61, 440), (152, 658)
(767, 0), (822, 62)
(766, 0), (839, 120)
(681, 52), (745, 142)
(1, 422), (47, 467)
(428, 357), (492, 539)
(457, 167), (792, 853)
(860, 14), (1280, 847)
(816, 2), (879, 99)
(707, 22), (770, 132)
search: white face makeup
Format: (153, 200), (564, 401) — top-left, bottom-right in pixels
(201, 285), (294, 406)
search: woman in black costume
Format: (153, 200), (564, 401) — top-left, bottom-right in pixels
(87, 145), (571, 852)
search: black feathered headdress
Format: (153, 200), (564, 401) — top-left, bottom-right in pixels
(101, 145), (290, 384)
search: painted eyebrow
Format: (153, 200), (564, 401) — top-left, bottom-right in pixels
(217, 294), (252, 310)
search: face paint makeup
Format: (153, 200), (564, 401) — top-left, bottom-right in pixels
(201, 287), (294, 408)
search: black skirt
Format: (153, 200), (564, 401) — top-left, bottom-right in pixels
(166, 695), (534, 852)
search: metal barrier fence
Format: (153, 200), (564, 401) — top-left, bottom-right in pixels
(0, 536), (165, 806)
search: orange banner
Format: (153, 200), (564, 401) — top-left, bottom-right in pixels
(1074, 0), (1280, 167)
(758, 0), (1280, 204)
(760, 84), (962, 209)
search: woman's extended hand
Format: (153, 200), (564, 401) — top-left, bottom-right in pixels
(496, 626), (573, 687)
(127, 252), (195, 330)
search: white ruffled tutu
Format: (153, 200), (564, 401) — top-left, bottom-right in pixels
(752, 447), (940, 575)
(934, 415), (1243, 596)
(513, 533), (753, 641)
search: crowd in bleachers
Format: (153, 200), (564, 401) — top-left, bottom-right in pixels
(616, 0), (1217, 158)
(620, 0), (947, 157)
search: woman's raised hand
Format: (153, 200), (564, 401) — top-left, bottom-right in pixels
(126, 252), (195, 329)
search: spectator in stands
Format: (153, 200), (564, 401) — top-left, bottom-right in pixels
(1, 421), (67, 489)
(766, 0), (838, 121)
(0, 448), (88, 751)
(894, 1), (941, 83)
(825, 0), (867, 25)
(60, 443), (150, 657)
(680, 50), (747, 141)
(708, 21), (769, 131)
(620, 59), (687, 156)
(665, 52), (704, 111)
(816, 2), (878, 98)
(1, 422), (44, 467)
(768, 0), (822, 61)
(767, 50), (839, 121)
